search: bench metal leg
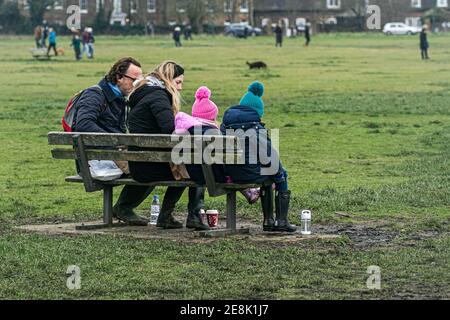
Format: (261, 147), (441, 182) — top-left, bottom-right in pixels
(226, 191), (237, 231)
(103, 185), (113, 226)
(195, 191), (251, 237)
(75, 185), (126, 230)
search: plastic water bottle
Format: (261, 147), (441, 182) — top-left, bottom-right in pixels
(200, 209), (206, 225)
(300, 210), (312, 235)
(150, 195), (160, 225)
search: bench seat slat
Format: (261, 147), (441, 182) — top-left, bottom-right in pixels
(65, 175), (200, 187)
(216, 183), (262, 189)
(48, 132), (239, 150)
(64, 176), (261, 189)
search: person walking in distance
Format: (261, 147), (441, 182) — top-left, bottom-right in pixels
(34, 26), (42, 48)
(275, 23), (283, 47)
(47, 27), (57, 57)
(173, 27), (182, 47)
(87, 27), (95, 59)
(184, 24), (193, 40)
(41, 23), (49, 48)
(304, 22), (311, 47)
(420, 25), (430, 60)
(71, 29), (82, 61)
(82, 27), (90, 58)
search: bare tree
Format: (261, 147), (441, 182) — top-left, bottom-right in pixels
(248, 0), (254, 26)
(172, 0), (220, 33)
(205, 0), (220, 30)
(349, 0), (367, 30)
(27, 0), (55, 27)
(224, 0), (240, 23)
(371, 0), (410, 24)
(186, 0), (207, 32)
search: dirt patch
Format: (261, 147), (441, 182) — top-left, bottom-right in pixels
(15, 214), (444, 248)
(15, 214), (340, 244)
(314, 223), (399, 248)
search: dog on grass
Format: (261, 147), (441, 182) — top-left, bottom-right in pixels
(246, 61), (267, 69)
(56, 47), (65, 56)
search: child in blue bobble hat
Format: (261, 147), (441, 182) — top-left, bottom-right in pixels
(220, 81), (295, 232)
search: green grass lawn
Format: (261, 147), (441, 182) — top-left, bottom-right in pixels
(0, 33), (449, 299)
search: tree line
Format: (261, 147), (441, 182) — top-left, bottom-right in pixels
(0, 0), (109, 35)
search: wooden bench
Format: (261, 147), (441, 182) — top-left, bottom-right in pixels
(48, 132), (260, 235)
(31, 48), (51, 60)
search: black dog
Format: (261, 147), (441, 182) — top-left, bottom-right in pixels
(246, 61), (267, 69)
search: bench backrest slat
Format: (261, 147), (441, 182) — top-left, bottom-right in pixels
(48, 132), (239, 150)
(51, 149), (242, 163)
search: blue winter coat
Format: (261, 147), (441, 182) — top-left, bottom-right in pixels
(72, 78), (126, 134)
(49, 31), (56, 44)
(220, 105), (282, 184)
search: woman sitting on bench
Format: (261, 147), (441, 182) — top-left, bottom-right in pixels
(127, 61), (209, 230)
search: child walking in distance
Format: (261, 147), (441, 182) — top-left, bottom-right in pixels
(47, 27), (57, 57)
(71, 32), (82, 60)
(173, 27), (182, 47)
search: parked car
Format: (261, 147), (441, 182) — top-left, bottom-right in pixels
(383, 23), (421, 35)
(224, 24), (263, 37)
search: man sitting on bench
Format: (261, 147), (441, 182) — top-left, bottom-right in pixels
(71, 57), (151, 226)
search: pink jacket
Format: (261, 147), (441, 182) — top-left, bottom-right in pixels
(174, 112), (218, 134)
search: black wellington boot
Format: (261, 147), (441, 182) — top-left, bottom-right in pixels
(186, 187), (209, 231)
(112, 185), (153, 225)
(156, 187), (184, 229)
(273, 190), (297, 233)
(260, 185), (275, 231)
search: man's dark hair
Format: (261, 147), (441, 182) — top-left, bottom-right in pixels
(105, 57), (141, 84)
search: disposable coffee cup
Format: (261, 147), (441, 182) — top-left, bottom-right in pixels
(206, 210), (219, 228)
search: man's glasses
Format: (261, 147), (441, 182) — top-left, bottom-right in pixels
(122, 74), (140, 82)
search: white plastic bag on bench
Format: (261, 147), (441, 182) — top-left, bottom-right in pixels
(88, 160), (123, 181)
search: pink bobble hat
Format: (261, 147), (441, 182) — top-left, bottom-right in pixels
(191, 86), (219, 121)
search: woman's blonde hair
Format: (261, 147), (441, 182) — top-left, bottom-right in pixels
(131, 60), (183, 115)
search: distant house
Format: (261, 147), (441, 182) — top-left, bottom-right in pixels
(15, 0), (252, 32)
(253, 0), (361, 33)
(370, 0), (450, 29)
(254, 0), (450, 33)
(16, 0), (171, 29)
(14, 0), (450, 33)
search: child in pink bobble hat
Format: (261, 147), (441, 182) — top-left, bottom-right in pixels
(174, 86), (260, 204)
(175, 86), (219, 133)
(192, 86), (218, 122)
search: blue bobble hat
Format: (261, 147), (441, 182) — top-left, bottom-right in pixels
(239, 81), (265, 117)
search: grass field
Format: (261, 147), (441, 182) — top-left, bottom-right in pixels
(0, 33), (449, 299)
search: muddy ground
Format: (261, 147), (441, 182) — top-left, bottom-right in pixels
(16, 212), (448, 250)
